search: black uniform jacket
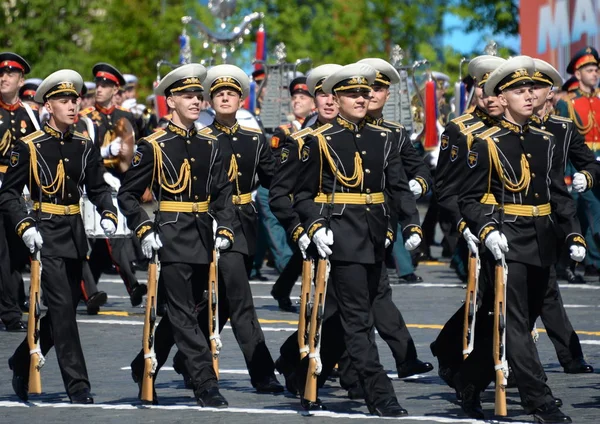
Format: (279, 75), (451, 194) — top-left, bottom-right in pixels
(269, 122), (326, 244)
(530, 113), (600, 188)
(294, 115), (421, 264)
(79, 104), (137, 151)
(459, 118), (583, 267)
(117, 121), (235, 265)
(0, 99), (39, 169)
(0, 123), (116, 259)
(209, 120), (275, 256)
(436, 107), (497, 230)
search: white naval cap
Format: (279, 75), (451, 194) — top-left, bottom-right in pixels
(468, 55), (507, 87)
(532, 59), (563, 87)
(205, 64), (250, 99)
(155, 63), (207, 97)
(123, 73), (138, 88)
(34, 69), (83, 103)
(306, 64), (343, 96)
(484, 55), (535, 96)
(357, 58), (400, 85)
(321, 63), (377, 95)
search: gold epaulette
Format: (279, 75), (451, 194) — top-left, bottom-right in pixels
(366, 123), (391, 131)
(451, 113), (474, 125)
(459, 121), (486, 150)
(291, 127), (313, 141)
(278, 124), (292, 136)
(21, 130), (44, 143)
(79, 107), (94, 116)
(477, 126), (502, 142)
(73, 131), (89, 140)
(548, 114), (572, 123)
(197, 127), (217, 140)
(239, 125), (262, 134)
(529, 126), (554, 138)
(144, 129), (166, 143)
(383, 120), (403, 128)
(311, 123), (332, 136)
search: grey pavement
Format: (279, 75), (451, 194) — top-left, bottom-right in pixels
(1, 245), (599, 423)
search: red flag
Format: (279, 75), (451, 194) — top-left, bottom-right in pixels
(423, 79), (438, 151)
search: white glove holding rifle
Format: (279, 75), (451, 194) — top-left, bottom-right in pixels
(22, 227), (43, 253)
(484, 230), (509, 260)
(312, 227), (333, 258)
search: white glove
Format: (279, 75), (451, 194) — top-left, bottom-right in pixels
(103, 172), (121, 191)
(215, 236), (231, 251)
(22, 227), (43, 253)
(312, 227), (334, 258)
(298, 233), (311, 259)
(570, 245), (586, 262)
(100, 136), (122, 158)
(141, 232), (162, 259)
(484, 231), (509, 260)
(462, 227), (480, 255)
(404, 233), (421, 251)
(572, 172), (587, 193)
(100, 219), (116, 236)
(385, 238), (392, 248)
(408, 179), (423, 198)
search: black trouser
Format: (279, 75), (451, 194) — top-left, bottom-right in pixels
(271, 249), (303, 299)
(11, 256), (90, 397)
(457, 260), (555, 414)
(339, 264), (417, 389)
(281, 261), (397, 408)
(88, 238), (139, 294)
(0, 214), (27, 325)
(80, 261), (100, 302)
(541, 267), (583, 367)
(173, 251), (276, 385)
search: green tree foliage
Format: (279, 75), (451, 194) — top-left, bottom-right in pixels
(450, 0), (519, 37)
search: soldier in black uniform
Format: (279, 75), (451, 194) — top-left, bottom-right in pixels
(170, 64), (282, 393)
(528, 59), (595, 374)
(119, 64), (234, 407)
(431, 55), (506, 386)
(333, 58), (432, 399)
(3, 70), (118, 403)
(80, 63), (147, 307)
(293, 63), (422, 416)
(456, 56), (580, 423)
(0, 52), (40, 332)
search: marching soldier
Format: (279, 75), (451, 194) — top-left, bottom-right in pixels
(528, 59), (595, 374)
(4, 69), (118, 403)
(292, 63), (422, 416)
(80, 63), (147, 308)
(0, 52), (40, 332)
(19, 78), (42, 110)
(431, 55), (506, 385)
(331, 58), (432, 399)
(120, 63), (234, 407)
(557, 47), (600, 279)
(457, 56), (580, 423)
(171, 64), (283, 393)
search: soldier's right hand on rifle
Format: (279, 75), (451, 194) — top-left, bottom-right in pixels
(312, 227), (333, 258)
(141, 232), (162, 258)
(462, 227), (480, 255)
(484, 230), (509, 260)
(298, 233), (311, 259)
(22, 227), (43, 253)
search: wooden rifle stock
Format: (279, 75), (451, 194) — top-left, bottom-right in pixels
(141, 252), (159, 403)
(303, 258), (328, 405)
(493, 260), (507, 416)
(462, 252), (479, 359)
(27, 251), (42, 394)
(298, 259), (313, 360)
(208, 249), (220, 378)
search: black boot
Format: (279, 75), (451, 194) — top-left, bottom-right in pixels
(8, 356), (28, 402)
(397, 358), (434, 378)
(459, 384), (484, 419)
(254, 375), (284, 393)
(300, 396), (326, 411)
(130, 283), (148, 307)
(563, 357), (594, 374)
(369, 397), (408, 417)
(532, 403), (572, 423)
(69, 388), (94, 404)
(196, 387), (228, 408)
(274, 357), (298, 395)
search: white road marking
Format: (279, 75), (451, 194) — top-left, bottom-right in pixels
(0, 400), (497, 422)
(579, 340), (600, 345)
(76, 319), (295, 332)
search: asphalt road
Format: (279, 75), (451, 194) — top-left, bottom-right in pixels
(1, 246), (599, 424)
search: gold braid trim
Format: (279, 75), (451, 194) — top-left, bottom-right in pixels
(227, 154), (242, 195)
(150, 140), (192, 197)
(485, 135), (531, 194)
(567, 99), (593, 134)
(26, 140), (66, 197)
(316, 133), (363, 191)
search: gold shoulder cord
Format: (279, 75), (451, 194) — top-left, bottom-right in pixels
(316, 133), (363, 192)
(26, 141), (66, 197)
(484, 137), (531, 195)
(227, 154), (241, 196)
(566, 100), (593, 134)
(150, 140), (191, 197)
